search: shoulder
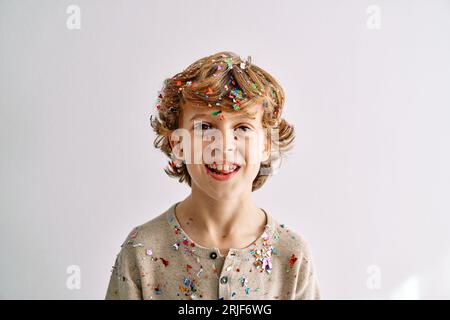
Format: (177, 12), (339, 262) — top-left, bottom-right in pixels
(125, 211), (170, 243)
(116, 207), (173, 258)
(107, 206), (175, 291)
(268, 218), (321, 299)
(269, 216), (315, 268)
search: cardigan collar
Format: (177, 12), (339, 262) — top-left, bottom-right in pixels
(165, 201), (276, 262)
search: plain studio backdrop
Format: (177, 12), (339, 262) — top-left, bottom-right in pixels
(1, 0), (449, 299)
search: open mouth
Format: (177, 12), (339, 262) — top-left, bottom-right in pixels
(204, 163), (241, 176)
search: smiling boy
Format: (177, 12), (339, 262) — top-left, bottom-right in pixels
(105, 51), (321, 300)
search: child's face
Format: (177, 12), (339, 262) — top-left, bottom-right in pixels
(173, 103), (270, 199)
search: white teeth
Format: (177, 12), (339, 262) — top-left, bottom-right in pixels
(206, 163), (238, 173)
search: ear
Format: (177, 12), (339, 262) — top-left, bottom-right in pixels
(168, 134), (184, 161)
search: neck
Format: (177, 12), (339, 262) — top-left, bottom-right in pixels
(176, 185), (266, 241)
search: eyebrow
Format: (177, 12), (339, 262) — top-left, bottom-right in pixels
(189, 112), (257, 122)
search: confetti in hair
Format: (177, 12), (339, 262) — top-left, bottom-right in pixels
(150, 51), (294, 192)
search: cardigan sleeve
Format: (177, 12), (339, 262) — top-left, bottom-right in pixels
(105, 229), (143, 300)
(294, 239), (321, 300)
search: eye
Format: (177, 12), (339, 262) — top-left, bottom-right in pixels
(193, 122), (213, 131)
(235, 125), (252, 133)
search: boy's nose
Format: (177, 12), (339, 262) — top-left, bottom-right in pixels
(221, 128), (237, 159)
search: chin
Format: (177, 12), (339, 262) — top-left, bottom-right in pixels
(196, 181), (247, 200)
(206, 190), (243, 201)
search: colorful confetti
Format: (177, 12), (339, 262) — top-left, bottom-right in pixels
(250, 230), (274, 274)
(289, 254), (298, 267)
(160, 257), (169, 267)
(154, 286), (163, 295)
(286, 253), (298, 273)
(239, 276), (248, 287)
(179, 276), (201, 299)
(224, 58), (233, 69)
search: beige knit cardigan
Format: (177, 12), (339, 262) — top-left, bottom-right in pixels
(105, 202), (321, 300)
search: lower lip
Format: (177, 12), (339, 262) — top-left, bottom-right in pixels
(205, 165), (240, 181)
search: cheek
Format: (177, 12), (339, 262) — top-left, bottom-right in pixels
(186, 133), (209, 163)
(185, 164), (205, 179)
(235, 135), (265, 165)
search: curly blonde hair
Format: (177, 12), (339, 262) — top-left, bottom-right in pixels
(150, 51), (295, 192)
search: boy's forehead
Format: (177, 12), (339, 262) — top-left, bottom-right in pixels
(184, 103), (262, 121)
(190, 110), (257, 120)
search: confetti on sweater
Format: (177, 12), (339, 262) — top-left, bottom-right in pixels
(179, 276), (201, 299)
(239, 276), (249, 287)
(160, 257), (169, 267)
(286, 254), (299, 273)
(130, 229), (138, 239)
(105, 202), (320, 300)
(250, 230), (274, 274)
(154, 286), (163, 295)
(289, 254), (298, 267)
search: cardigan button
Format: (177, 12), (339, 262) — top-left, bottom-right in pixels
(220, 276), (228, 284)
(209, 252), (217, 260)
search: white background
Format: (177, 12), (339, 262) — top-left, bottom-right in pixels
(1, 0), (449, 299)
